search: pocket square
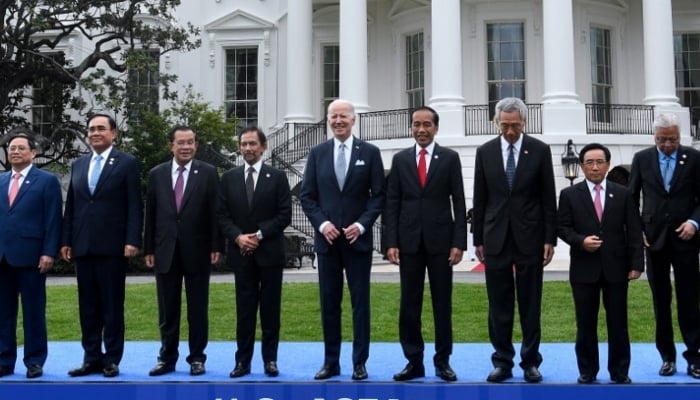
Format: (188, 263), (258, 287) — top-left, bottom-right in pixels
(355, 160), (366, 166)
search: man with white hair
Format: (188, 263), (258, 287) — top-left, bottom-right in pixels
(629, 113), (700, 379)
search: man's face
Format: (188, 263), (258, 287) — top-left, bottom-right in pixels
(654, 126), (680, 156)
(87, 116), (117, 154)
(580, 148), (609, 184)
(240, 131), (267, 165)
(170, 129), (197, 166)
(8, 137), (36, 170)
(498, 110), (526, 144)
(412, 109), (438, 147)
(327, 102), (355, 141)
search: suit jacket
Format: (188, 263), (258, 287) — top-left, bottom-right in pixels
(218, 163), (291, 267)
(300, 137), (385, 254)
(558, 180), (644, 283)
(384, 143), (467, 254)
(0, 167), (62, 267)
(143, 160), (222, 274)
(628, 145), (700, 251)
(472, 134), (557, 256)
(62, 149), (143, 257)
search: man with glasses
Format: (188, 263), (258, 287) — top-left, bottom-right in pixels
(472, 97), (557, 383)
(629, 113), (700, 379)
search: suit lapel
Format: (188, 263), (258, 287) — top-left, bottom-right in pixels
(10, 167), (39, 207)
(575, 182), (599, 223)
(92, 150), (118, 196)
(250, 164), (272, 212)
(669, 147), (689, 191)
(344, 138), (361, 186)
(179, 160), (200, 211)
(1, 171), (11, 209)
(424, 144), (441, 189)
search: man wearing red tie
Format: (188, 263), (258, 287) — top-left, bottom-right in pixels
(384, 106), (467, 382)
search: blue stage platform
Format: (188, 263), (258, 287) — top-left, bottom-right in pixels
(1, 342), (698, 400)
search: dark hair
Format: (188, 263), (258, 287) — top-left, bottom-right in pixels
(168, 125), (197, 143)
(238, 126), (267, 146)
(411, 106), (439, 126)
(7, 132), (37, 151)
(578, 142), (611, 163)
(87, 113), (117, 130)
(607, 165), (630, 185)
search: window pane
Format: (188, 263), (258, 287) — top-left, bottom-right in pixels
(225, 47), (259, 127)
(322, 44), (340, 113)
(486, 23), (525, 106)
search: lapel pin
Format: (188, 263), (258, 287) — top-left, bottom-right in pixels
(266, 173), (271, 178)
(194, 169), (199, 174)
(682, 154), (687, 159)
(680, 161), (685, 165)
(524, 150), (529, 154)
(108, 158), (115, 165)
(434, 155), (439, 159)
(25, 180), (30, 184)
(608, 193), (614, 198)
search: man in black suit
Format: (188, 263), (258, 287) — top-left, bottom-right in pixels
(558, 143), (643, 384)
(300, 99), (385, 381)
(218, 126), (291, 378)
(384, 106), (467, 382)
(0, 133), (62, 379)
(629, 113), (700, 379)
(144, 126), (221, 377)
(472, 97), (557, 383)
(62, 114), (143, 378)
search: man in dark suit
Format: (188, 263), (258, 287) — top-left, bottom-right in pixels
(300, 99), (385, 381)
(472, 97), (557, 383)
(558, 143), (643, 385)
(218, 126), (291, 378)
(0, 133), (62, 379)
(144, 126), (221, 377)
(629, 113), (700, 379)
(384, 106), (467, 382)
(62, 114), (143, 378)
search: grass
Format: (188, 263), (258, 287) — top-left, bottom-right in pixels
(17, 279), (672, 343)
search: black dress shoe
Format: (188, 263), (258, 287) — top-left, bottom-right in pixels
(611, 375), (631, 384)
(26, 365), (43, 379)
(393, 363), (425, 381)
(577, 374), (596, 384)
(68, 362), (103, 377)
(264, 361), (279, 377)
(523, 365), (543, 383)
(659, 361), (676, 376)
(0, 365), (14, 377)
(435, 362), (457, 381)
(190, 361), (205, 376)
(486, 367), (513, 383)
(688, 364), (700, 379)
(103, 363), (119, 378)
(352, 363), (368, 380)
(149, 361), (175, 376)
(230, 362), (251, 378)
(314, 364), (340, 380)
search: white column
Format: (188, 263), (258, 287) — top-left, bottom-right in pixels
(429, 0), (464, 137)
(285, 0), (314, 122)
(429, 0), (464, 111)
(339, 0), (369, 113)
(541, 0), (578, 103)
(540, 0), (586, 136)
(642, 0), (679, 107)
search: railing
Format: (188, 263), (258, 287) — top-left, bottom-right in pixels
(358, 108), (413, 140)
(464, 104), (542, 136)
(585, 104), (654, 134)
(263, 124), (290, 162)
(270, 120), (327, 167)
(690, 106), (700, 140)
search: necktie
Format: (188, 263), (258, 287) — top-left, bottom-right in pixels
(174, 166), (185, 211)
(593, 184), (603, 222)
(662, 156), (672, 192)
(246, 167), (255, 206)
(418, 148), (428, 188)
(505, 144), (516, 189)
(89, 155), (103, 195)
(335, 143), (346, 189)
(8, 173), (21, 206)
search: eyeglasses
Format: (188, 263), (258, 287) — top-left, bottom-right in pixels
(655, 137), (679, 144)
(8, 146), (30, 152)
(582, 159), (608, 167)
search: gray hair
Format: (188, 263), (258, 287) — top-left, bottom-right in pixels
(653, 113), (680, 130)
(494, 97), (528, 123)
(327, 99), (356, 118)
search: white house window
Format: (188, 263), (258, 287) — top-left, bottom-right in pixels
(32, 52), (65, 137)
(487, 22), (525, 117)
(225, 47), (258, 128)
(322, 44), (339, 115)
(127, 49), (160, 125)
(405, 32), (424, 108)
(590, 27), (613, 122)
(674, 33), (700, 136)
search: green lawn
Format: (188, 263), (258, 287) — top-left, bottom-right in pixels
(22, 280), (668, 343)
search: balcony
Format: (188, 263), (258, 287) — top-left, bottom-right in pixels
(358, 108), (413, 141)
(585, 104), (654, 135)
(463, 104), (542, 136)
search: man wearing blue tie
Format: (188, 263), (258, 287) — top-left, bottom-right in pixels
(629, 113), (700, 379)
(62, 114), (143, 378)
(0, 133), (62, 379)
